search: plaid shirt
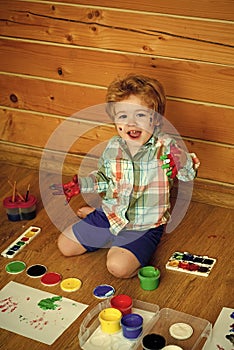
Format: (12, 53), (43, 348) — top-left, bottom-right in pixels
(79, 134), (197, 235)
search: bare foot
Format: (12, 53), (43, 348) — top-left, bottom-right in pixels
(77, 206), (95, 219)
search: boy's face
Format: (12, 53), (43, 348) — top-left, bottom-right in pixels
(114, 95), (156, 146)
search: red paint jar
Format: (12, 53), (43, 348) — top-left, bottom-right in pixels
(110, 294), (133, 315)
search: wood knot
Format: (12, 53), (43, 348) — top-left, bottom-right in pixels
(66, 34), (73, 42)
(142, 45), (153, 52)
(90, 25), (97, 32)
(10, 94), (18, 103)
(87, 10), (101, 19)
(57, 67), (63, 76)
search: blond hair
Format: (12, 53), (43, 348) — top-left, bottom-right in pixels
(105, 74), (166, 119)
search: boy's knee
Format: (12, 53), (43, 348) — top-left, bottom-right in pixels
(57, 234), (71, 256)
(57, 233), (85, 257)
(106, 258), (132, 279)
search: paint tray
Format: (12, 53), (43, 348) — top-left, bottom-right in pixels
(134, 308), (212, 350)
(78, 299), (159, 350)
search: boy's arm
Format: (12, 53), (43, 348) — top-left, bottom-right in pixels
(50, 157), (110, 203)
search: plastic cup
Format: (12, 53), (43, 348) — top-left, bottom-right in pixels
(138, 266), (160, 291)
(3, 195), (37, 221)
(142, 333), (166, 350)
(121, 313), (143, 339)
(110, 294), (133, 315)
(98, 308), (122, 334)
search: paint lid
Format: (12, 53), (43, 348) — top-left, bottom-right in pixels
(26, 264), (47, 278)
(5, 261), (26, 274)
(40, 272), (62, 286)
(60, 278), (82, 292)
(93, 284), (115, 299)
(169, 322), (193, 340)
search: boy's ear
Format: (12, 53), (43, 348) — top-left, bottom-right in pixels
(153, 112), (162, 127)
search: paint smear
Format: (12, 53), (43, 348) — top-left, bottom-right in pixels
(37, 296), (62, 311)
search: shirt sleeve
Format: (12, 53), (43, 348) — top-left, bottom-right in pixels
(78, 149), (111, 193)
(177, 152), (198, 181)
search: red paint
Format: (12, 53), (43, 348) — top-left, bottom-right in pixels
(40, 272), (62, 286)
(178, 261), (189, 269)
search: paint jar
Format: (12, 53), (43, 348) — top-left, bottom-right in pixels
(3, 195), (37, 221)
(98, 308), (122, 334)
(110, 294), (133, 315)
(138, 266), (160, 291)
(121, 313), (143, 340)
(142, 333), (166, 350)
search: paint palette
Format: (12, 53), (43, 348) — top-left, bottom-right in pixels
(166, 251), (216, 277)
(1, 226), (41, 258)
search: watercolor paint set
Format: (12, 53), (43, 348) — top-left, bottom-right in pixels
(166, 251), (216, 277)
(1, 226), (41, 259)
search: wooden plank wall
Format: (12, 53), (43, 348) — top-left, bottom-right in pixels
(0, 0), (233, 207)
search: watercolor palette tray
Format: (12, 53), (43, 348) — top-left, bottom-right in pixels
(1, 226), (41, 258)
(134, 308), (212, 350)
(78, 299), (159, 350)
(165, 251), (216, 277)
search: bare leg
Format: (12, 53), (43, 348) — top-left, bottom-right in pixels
(77, 206), (95, 219)
(57, 225), (87, 256)
(106, 246), (141, 279)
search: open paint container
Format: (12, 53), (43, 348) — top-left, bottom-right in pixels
(3, 195), (37, 221)
(138, 266), (160, 291)
(110, 294), (133, 315)
(142, 333), (166, 349)
(98, 308), (122, 334)
(121, 313), (143, 340)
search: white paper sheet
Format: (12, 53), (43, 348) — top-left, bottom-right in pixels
(203, 307), (234, 350)
(0, 281), (88, 345)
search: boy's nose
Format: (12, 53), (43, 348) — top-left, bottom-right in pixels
(127, 115), (136, 125)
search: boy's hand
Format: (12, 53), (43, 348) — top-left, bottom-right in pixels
(160, 145), (184, 179)
(50, 175), (80, 203)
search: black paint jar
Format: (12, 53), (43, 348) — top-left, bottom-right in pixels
(142, 333), (166, 350)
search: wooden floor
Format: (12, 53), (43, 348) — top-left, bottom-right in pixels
(0, 164), (233, 350)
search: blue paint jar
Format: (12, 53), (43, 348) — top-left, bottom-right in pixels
(121, 313), (143, 340)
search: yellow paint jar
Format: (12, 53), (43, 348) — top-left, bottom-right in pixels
(99, 308), (122, 334)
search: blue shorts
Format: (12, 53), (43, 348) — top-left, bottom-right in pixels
(72, 209), (164, 266)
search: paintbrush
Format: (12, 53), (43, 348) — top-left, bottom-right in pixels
(25, 184), (30, 202)
(8, 180), (25, 202)
(12, 181), (16, 203)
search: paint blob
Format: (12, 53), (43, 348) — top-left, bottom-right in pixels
(38, 296), (62, 311)
(26, 264), (47, 278)
(41, 272), (62, 286)
(5, 261), (26, 274)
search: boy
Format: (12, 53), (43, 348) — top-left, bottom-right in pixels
(55, 74), (199, 279)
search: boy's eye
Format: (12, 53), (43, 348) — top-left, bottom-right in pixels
(136, 113), (147, 118)
(116, 114), (127, 120)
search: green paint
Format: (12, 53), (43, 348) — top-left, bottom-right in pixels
(37, 296), (62, 311)
(5, 261), (26, 274)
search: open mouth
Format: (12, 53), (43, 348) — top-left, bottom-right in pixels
(127, 130), (142, 139)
